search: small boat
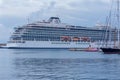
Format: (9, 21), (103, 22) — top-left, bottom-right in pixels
(85, 47), (99, 52)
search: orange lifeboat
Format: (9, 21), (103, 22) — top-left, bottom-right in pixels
(73, 37), (80, 41)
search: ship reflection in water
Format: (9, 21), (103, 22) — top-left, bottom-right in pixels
(0, 49), (120, 80)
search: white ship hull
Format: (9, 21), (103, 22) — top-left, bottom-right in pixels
(4, 41), (116, 49)
(5, 41), (95, 49)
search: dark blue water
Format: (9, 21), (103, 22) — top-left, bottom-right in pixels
(0, 49), (120, 80)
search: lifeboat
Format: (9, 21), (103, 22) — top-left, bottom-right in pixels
(61, 36), (71, 41)
(85, 47), (99, 52)
(73, 37), (80, 41)
(85, 45), (99, 52)
(81, 37), (90, 41)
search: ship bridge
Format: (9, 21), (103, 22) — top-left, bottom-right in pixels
(48, 17), (61, 24)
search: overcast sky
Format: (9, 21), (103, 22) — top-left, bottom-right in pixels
(0, 0), (112, 43)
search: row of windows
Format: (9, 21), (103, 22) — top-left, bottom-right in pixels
(12, 37), (103, 41)
(25, 26), (105, 32)
(26, 29), (104, 34)
(14, 27), (106, 35)
(24, 31), (103, 35)
(12, 26), (118, 41)
(14, 30), (104, 36)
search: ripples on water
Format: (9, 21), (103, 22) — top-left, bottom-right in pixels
(0, 49), (120, 80)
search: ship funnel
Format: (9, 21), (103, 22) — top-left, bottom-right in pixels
(48, 17), (61, 24)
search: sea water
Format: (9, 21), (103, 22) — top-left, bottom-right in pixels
(0, 49), (120, 80)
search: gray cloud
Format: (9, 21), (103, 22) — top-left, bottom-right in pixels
(0, 0), (112, 27)
(0, 0), (110, 17)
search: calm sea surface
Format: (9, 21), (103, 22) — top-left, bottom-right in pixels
(0, 49), (120, 80)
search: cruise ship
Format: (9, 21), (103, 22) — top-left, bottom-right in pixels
(4, 17), (112, 49)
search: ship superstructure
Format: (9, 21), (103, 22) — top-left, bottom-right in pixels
(5, 17), (115, 49)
